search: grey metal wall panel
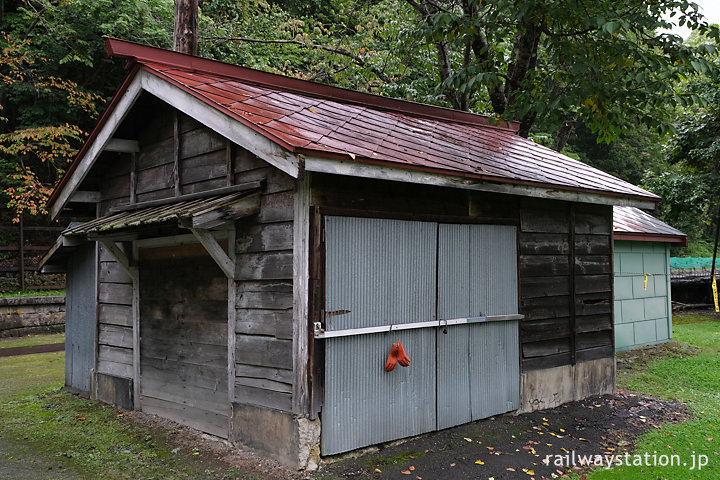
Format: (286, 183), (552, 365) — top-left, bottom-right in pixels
(323, 216), (437, 455)
(322, 329), (437, 455)
(437, 224), (519, 430)
(436, 324), (471, 429)
(469, 320), (520, 419)
(323, 219), (519, 454)
(65, 242), (98, 393)
(469, 225), (518, 316)
(325, 217), (437, 330)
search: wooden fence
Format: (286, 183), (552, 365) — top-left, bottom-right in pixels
(0, 215), (65, 291)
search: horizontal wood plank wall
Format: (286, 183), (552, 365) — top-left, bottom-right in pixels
(99, 107), (230, 212)
(310, 174), (614, 376)
(96, 244), (133, 379)
(519, 199), (613, 371)
(234, 146), (296, 412)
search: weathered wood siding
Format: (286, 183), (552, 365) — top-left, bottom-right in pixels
(234, 146), (296, 412)
(518, 200), (613, 371)
(310, 174), (614, 376)
(139, 251), (229, 438)
(96, 244), (133, 379)
(99, 106), (230, 213)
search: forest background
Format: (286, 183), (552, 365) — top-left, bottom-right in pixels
(1, 0), (719, 255)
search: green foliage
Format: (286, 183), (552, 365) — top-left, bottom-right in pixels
(402, 0), (720, 141)
(566, 124), (663, 185)
(0, 0), (174, 220)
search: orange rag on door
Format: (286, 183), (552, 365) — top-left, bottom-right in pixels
(385, 343), (399, 372)
(397, 340), (411, 367)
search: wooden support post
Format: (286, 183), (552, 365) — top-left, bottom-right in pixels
(18, 214), (25, 291)
(226, 140), (233, 187)
(130, 152), (137, 204)
(292, 173), (311, 414)
(173, 112), (181, 196)
(131, 264), (140, 410)
(227, 227), (237, 408)
(189, 228), (235, 279)
(568, 204), (576, 365)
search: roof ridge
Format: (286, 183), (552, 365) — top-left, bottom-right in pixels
(103, 37), (521, 133)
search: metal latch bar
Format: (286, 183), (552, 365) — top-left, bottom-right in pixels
(313, 314), (523, 339)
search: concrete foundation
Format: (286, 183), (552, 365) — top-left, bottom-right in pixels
(231, 403), (320, 470)
(519, 356), (615, 413)
(93, 371), (134, 410)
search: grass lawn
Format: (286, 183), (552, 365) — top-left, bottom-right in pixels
(585, 313), (720, 479)
(0, 350), (262, 479)
(0, 332), (65, 349)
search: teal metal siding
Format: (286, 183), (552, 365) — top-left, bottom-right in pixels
(613, 240), (672, 351)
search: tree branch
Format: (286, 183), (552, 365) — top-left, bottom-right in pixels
(203, 35), (393, 84)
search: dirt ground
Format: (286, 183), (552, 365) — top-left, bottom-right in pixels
(314, 392), (689, 480)
(112, 388), (689, 480)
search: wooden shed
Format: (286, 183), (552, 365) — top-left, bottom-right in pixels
(612, 206), (687, 351)
(42, 38), (663, 467)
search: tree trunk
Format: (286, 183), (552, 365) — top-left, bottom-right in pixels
(174, 0), (198, 55)
(552, 118), (576, 151)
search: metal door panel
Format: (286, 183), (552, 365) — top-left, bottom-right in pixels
(469, 320), (520, 419)
(322, 329), (436, 455)
(323, 216), (437, 454)
(437, 224), (519, 429)
(325, 217), (436, 330)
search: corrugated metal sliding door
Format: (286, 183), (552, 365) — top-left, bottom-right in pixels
(65, 242), (97, 393)
(437, 225), (520, 430)
(322, 218), (520, 455)
(322, 217), (438, 455)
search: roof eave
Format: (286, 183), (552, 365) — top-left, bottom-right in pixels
(302, 154), (659, 209)
(613, 232), (688, 246)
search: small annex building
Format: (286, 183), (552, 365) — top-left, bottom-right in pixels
(612, 206), (687, 351)
(41, 38), (663, 468)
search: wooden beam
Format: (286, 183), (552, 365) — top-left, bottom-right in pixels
(70, 191), (101, 203)
(139, 71), (301, 178)
(98, 240), (137, 282)
(130, 152), (137, 204)
(110, 181), (262, 214)
(184, 193), (260, 230)
(190, 228), (235, 279)
(303, 155), (658, 210)
(105, 138), (140, 153)
(225, 140), (233, 187)
(292, 173), (311, 414)
(50, 77), (144, 219)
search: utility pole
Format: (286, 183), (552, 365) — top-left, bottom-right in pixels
(174, 0), (198, 55)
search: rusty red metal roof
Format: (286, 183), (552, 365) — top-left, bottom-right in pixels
(613, 206), (687, 246)
(48, 38), (661, 209)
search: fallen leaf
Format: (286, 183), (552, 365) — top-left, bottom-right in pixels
(475, 460), (485, 465)
(401, 470), (411, 475)
(506, 468), (516, 472)
(409, 466), (415, 471)
(526, 470), (535, 476)
(487, 446), (495, 450)
(464, 437), (473, 442)
(374, 468), (382, 473)
(117, 414), (124, 417)
(450, 463), (456, 467)
(416, 477), (422, 480)
(559, 428), (566, 433)
(579, 437), (587, 441)
(309, 108), (318, 113)
(192, 452), (199, 455)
